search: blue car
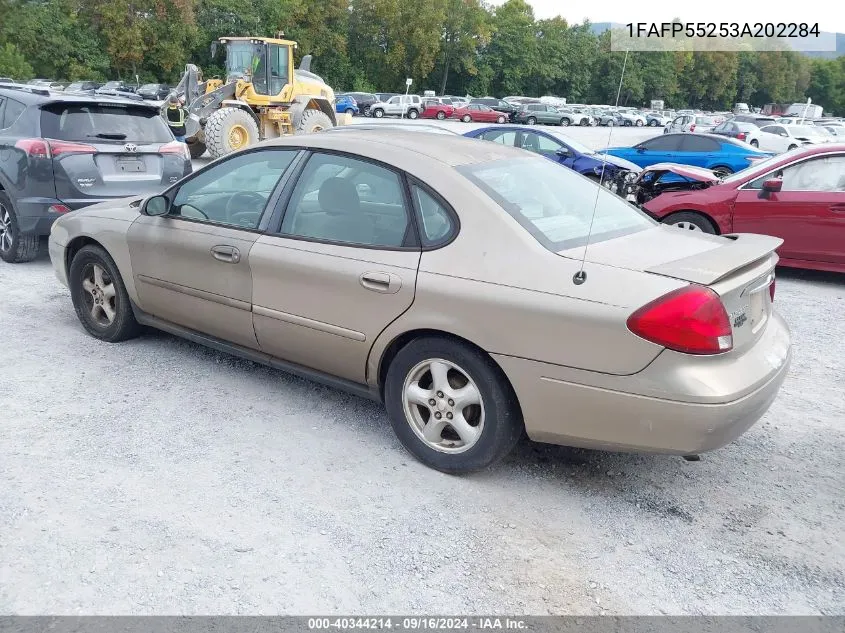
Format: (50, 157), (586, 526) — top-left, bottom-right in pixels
(463, 126), (641, 187)
(335, 95), (359, 115)
(605, 133), (771, 178)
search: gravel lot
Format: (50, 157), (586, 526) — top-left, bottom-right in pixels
(1, 123), (843, 615)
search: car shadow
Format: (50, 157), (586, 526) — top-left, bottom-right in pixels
(776, 266), (845, 286)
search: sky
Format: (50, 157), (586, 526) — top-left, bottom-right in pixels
(492, 1), (845, 35)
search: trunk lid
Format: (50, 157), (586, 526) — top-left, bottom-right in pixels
(40, 100), (189, 205)
(561, 227), (782, 352)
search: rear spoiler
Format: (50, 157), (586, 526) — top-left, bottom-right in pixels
(646, 233), (783, 285)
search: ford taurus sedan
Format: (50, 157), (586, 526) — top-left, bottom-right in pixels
(48, 132), (792, 473)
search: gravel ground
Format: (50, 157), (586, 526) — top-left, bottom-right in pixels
(1, 248), (843, 615)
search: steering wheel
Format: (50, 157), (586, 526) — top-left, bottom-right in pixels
(224, 191), (266, 221)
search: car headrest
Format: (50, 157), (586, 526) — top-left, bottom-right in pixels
(318, 177), (360, 214)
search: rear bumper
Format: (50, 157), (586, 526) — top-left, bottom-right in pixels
(15, 197), (134, 236)
(493, 311), (792, 454)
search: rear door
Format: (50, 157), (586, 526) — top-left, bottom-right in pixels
(126, 148), (300, 348)
(39, 101), (187, 206)
(732, 153), (845, 265)
(249, 151), (422, 383)
(678, 135), (721, 168)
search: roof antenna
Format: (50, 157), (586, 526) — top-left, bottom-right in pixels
(573, 48), (630, 286)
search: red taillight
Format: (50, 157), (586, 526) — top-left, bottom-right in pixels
(627, 286), (733, 355)
(49, 140), (96, 156)
(15, 139), (50, 158)
(737, 132), (746, 140)
(15, 138), (95, 158)
(689, 124), (696, 132)
(159, 141), (189, 159)
(769, 277), (776, 302)
(48, 204), (71, 214)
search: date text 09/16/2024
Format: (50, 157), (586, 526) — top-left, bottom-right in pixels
(626, 22), (821, 38)
(308, 618), (528, 630)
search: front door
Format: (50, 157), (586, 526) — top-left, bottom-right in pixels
(250, 151), (421, 383)
(127, 148), (299, 348)
(732, 153), (845, 265)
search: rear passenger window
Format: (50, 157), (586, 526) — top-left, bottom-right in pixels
(1, 97), (24, 129)
(411, 184), (455, 247)
(281, 153), (410, 248)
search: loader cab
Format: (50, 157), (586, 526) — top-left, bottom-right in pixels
(217, 38), (293, 98)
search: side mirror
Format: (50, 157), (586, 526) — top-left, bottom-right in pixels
(555, 148), (571, 157)
(144, 195), (169, 216)
(636, 147), (645, 153)
(762, 178), (782, 194)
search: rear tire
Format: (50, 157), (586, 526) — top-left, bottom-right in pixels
(560, 118), (570, 126)
(461, 114), (471, 123)
(68, 245), (140, 342)
(205, 107), (259, 159)
(0, 193), (39, 264)
(526, 117), (536, 125)
(636, 119), (644, 126)
(711, 165), (733, 178)
(788, 144), (798, 151)
(436, 111), (446, 120)
(496, 115), (506, 124)
(750, 139), (759, 148)
(606, 119), (614, 127)
(663, 211), (716, 234)
(407, 109), (419, 120)
(295, 109), (333, 134)
(649, 120), (658, 126)
(384, 337), (523, 474)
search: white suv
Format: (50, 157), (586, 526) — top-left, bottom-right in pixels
(370, 94), (422, 119)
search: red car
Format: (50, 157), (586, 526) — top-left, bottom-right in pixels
(452, 103), (507, 124)
(641, 144), (845, 273)
(421, 100), (454, 120)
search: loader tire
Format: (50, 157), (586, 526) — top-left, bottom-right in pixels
(205, 107), (259, 159)
(295, 109), (333, 134)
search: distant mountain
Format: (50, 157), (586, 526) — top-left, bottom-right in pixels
(587, 22), (844, 57)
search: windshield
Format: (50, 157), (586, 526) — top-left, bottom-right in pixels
(791, 126), (821, 137)
(225, 41), (257, 77)
(41, 103), (172, 143)
(696, 116), (716, 125)
(102, 82), (121, 90)
(139, 84), (159, 91)
(720, 148), (805, 184)
(459, 157), (654, 251)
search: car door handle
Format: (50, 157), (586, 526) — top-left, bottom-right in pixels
(830, 204), (845, 214)
(360, 272), (401, 294)
(210, 245), (240, 263)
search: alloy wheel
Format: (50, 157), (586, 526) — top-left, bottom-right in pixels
(0, 203), (13, 253)
(402, 358), (485, 454)
(81, 263), (117, 327)
(673, 221), (703, 231)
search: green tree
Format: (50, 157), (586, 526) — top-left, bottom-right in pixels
(435, 0), (491, 95)
(485, 0), (537, 96)
(0, 42), (33, 79)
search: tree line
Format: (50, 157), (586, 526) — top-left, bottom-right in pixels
(1, 0), (844, 114)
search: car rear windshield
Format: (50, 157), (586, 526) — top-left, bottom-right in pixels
(40, 103), (172, 143)
(459, 157), (654, 251)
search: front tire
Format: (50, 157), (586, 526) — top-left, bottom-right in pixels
(649, 120), (658, 126)
(788, 144), (798, 151)
(0, 193), (40, 264)
(373, 108), (384, 118)
(345, 108), (355, 115)
(204, 107), (260, 158)
(69, 245), (140, 342)
(526, 117), (537, 125)
(295, 109), (333, 134)
(750, 139), (759, 148)
(560, 118), (570, 126)
(461, 114), (471, 123)
(384, 337), (523, 474)
(436, 111), (446, 120)
(711, 165), (733, 178)
(606, 119), (614, 127)
(496, 115), (506, 124)
(664, 211), (716, 234)
(636, 119), (644, 127)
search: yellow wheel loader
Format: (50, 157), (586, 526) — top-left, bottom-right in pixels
(174, 37), (337, 159)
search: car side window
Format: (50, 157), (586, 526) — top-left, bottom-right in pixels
(520, 132), (561, 153)
(280, 153), (411, 248)
(641, 136), (682, 151)
(781, 156), (845, 192)
(171, 149), (297, 228)
(480, 130), (517, 146)
(1, 97), (25, 129)
(411, 184), (455, 246)
(680, 136), (720, 152)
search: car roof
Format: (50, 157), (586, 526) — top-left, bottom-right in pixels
(265, 129), (522, 166)
(0, 84), (155, 108)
